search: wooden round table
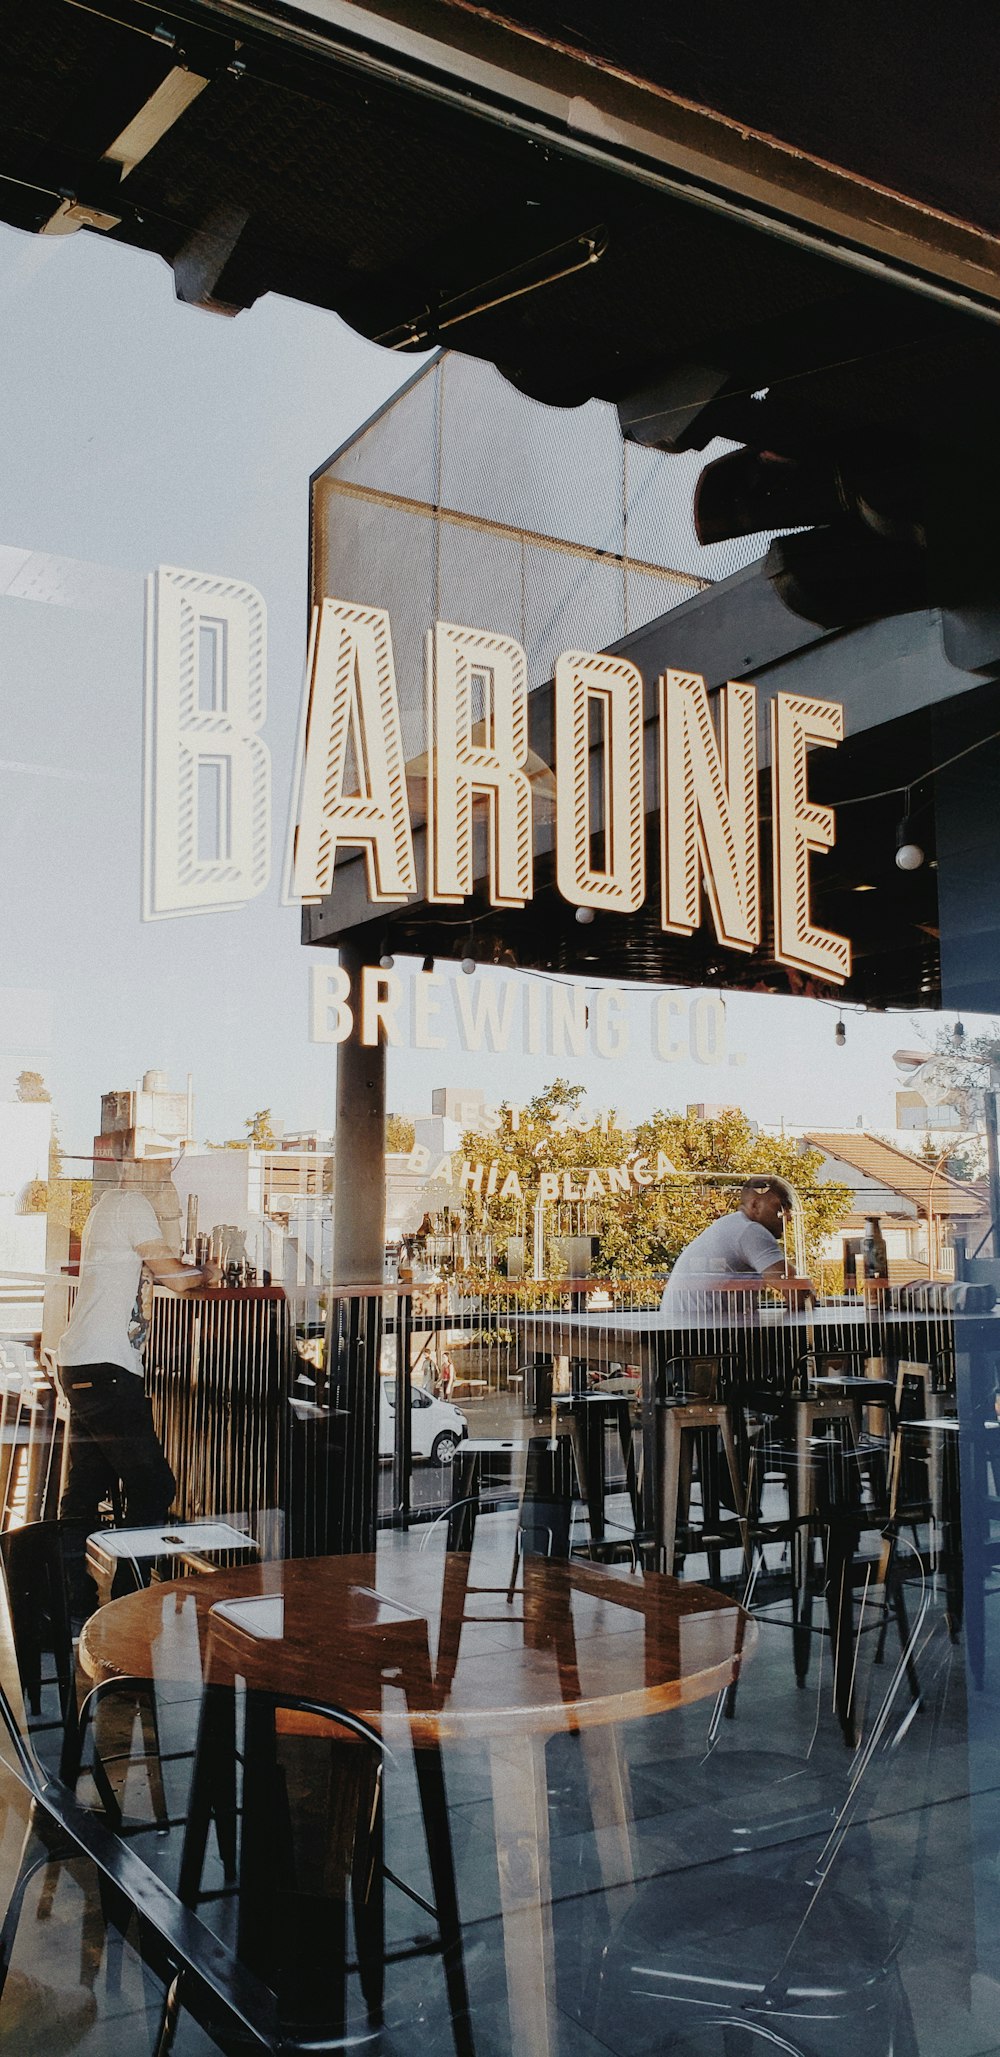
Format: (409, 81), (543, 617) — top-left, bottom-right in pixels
(80, 1550), (755, 2055)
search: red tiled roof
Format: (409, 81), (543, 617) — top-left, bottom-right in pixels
(802, 1132), (986, 1219)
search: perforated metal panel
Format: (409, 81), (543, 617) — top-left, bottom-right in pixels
(312, 351), (771, 755)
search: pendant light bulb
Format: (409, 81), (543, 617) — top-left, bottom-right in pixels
(835, 1017), (846, 1048)
(895, 815), (924, 870)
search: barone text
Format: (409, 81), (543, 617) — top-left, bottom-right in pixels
(143, 568), (850, 985)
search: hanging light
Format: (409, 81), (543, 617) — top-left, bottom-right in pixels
(378, 937), (394, 970)
(895, 792), (924, 870)
(421, 954), (434, 973)
(459, 930), (476, 975)
(835, 1016), (846, 1047)
(575, 906), (595, 925)
(953, 1018), (966, 1049)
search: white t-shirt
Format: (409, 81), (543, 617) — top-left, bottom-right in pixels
(58, 1189), (162, 1375)
(660, 1210), (783, 1322)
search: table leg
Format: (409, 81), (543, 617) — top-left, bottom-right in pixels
(616, 1400), (640, 1532)
(447, 1451), (479, 1553)
(584, 1407), (606, 1544)
(577, 1727), (636, 1897)
(489, 1730), (556, 2057)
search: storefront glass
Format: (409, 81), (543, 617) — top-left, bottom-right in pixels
(2, 216), (1000, 2057)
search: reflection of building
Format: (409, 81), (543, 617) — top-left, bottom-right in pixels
(94, 1068), (192, 1184)
(803, 1131), (987, 1283)
(171, 1141), (334, 1289)
(893, 1049), (968, 1142)
(0, 1096), (51, 1323)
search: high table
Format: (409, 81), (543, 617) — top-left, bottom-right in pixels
(79, 1548), (754, 2057)
(512, 1298), (959, 1544)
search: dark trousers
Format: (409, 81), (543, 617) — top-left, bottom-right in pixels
(58, 1361), (176, 1532)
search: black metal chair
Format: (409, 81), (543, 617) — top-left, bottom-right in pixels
(0, 1531), (433, 2053)
(173, 1599), (475, 2057)
(0, 1518), (188, 1854)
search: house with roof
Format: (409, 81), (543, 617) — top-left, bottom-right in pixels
(800, 1132), (988, 1287)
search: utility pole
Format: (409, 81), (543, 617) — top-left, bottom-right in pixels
(987, 1066), (1000, 1259)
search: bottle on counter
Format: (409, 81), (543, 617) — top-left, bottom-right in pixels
(860, 1214), (889, 1284)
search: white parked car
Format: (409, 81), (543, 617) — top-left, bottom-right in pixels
(379, 1379), (468, 1466)
(586, 1363), (641, 1398)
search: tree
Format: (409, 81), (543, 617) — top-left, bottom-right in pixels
(244, 1109), (277, 1149)
(456, 1086), (850, 1284)
(12, 1084), (91, 1233)
(207, 1109), (278, 1150)
(620, 1106), (850, 1279)
(15, 1070), (50, 1102)
(918, 1129), (983, 1181)
(386, 1112), (416, 1153)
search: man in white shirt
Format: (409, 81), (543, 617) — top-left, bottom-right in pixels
(660, 1177), (808, 1321)
(57, 1171), (220, 1537)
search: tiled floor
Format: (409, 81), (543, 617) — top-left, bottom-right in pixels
(1, 1509), (999, 2055)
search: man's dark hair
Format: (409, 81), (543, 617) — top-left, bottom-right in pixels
(740, 1177), (793, 1210)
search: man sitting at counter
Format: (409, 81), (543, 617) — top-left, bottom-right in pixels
(660, 1177), (810, 1321)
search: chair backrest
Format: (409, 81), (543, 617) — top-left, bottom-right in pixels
(0, 1521), (76, 1763)
(0, 1541), (389, 2055)
(515, 1434), (578, 1559)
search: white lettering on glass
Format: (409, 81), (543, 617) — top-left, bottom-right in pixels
(426, 622), (533, 907)
(554, 650), (645, 912)
(142, 565), (270, 918)
(661, 672), (759, 951)
(293, 600), (416, 905)
(310, 964), (354, 1043)
(771, 693), (851, 983)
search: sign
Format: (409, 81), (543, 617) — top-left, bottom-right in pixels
(310, 967), (736, 1066)
(143, 569), (851, 986)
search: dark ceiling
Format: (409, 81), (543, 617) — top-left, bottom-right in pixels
(7, 1), (999, 1010)
(6, 0), (1000, 634)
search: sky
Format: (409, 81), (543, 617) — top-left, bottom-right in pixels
(0, 219), (985, 1165)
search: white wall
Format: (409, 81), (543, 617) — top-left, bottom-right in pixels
(0, 1099), (51, 1278)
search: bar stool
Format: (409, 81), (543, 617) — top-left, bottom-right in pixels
(179, 1599), (474, 2055)
(887, 1359), (955, 1532)
(554, 1394), (640, 1548)
(656, 1397), (749, 1580)
(86, 1520), (260, 1605)
(748, 1392), (918, 1744)
(445, 1438), (525, 1551)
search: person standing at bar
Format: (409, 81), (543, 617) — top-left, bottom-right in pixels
(57, 1157), (221, 1542)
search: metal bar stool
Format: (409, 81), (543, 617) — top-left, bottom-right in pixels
(655, 1396), (749, 1580)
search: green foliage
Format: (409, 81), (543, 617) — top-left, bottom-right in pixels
(458, 1078), (628, 1238)
(30, 1175), (93, 1235)
(622, 1106), (849, 1278)
(207, 1108), (278, 1150)
(244, 1109), (277, 1148)
(458, 1085), (850, 1284)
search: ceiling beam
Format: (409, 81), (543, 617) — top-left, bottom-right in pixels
(39, 61), (210, 236)
(205, 0), (1000, 322)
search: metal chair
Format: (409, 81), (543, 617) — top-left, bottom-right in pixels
(563, 1536), (940, 2057)
(174, 1602), (475, 2056)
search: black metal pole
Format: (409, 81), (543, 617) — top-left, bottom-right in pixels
(393, 1293), (413, 1530)
(986, 1075), (1000, 1260)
